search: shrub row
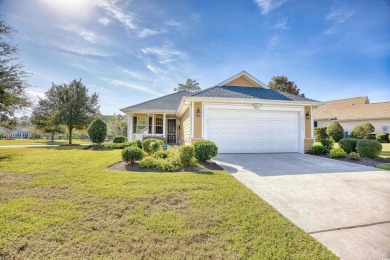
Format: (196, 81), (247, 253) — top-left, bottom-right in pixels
(375, 133), (389, 143)
(338, 138), (382, 158)
(113, 136), (126, 143)
(103, 141), (142, 149)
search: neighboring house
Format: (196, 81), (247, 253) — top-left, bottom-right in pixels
(313, 96), (390, 135)
(0, 127), (32, 139)
(120, 71), (320, 153)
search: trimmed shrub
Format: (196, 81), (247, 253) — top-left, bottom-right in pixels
(349, 152), (360, 161)
(179, 145), (196, 167)
(139, 156), (181, 172)
(142, 135), (167, 144)
(330, 148), (347, 158)
(153, 150), (169, 159)
(314, 127), (328, 142)
(362, 122), (375, 137)
(338, 138), (359, 153)
(326, 122), (344, 142)
(194, 140), (218, 162)
(311, 145), (327, 155)
(139, 157), (159, 168)
(356, 139), (382, 158)
(366, 134), (376, 140)
(350, 125), (365, 139)
(135, 140), (142, 149)
(87, 119), (107, 145)
(113, 136), (126, 143)
(103, 142), (139, 149)
(122, 146), (144, 165)
(142, 138), (163, 154)
(320, 138), (334, 150)
(376, 133), (389, 143)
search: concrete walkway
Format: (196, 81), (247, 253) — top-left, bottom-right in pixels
(214, 153), (390, 260)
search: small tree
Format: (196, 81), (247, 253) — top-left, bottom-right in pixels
(174, 78), (201, 92)
(268, 76), (305, 97)
(0, 115), (18, 139)
(314, 127), (328, 142)
(30, 98), (61, 142)
(362, 122), (375, 138)
(326, 122), (344, 142)
(350, 125), (365, 139)
(48, 79), (99, 144)
(88, 118), (107, 145)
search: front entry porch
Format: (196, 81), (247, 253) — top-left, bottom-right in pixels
(126, 112), (179, 144)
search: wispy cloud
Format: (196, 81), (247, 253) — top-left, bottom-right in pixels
(324, 6), (357, 34)
(141, 46), (188, 64)
(61, 24), (98, 43)
(253, 0), (287, 14)
(99, 0), (137, 30)
(101, 78), (163, 96)
(138, 28), (164, 38)
(98, 17), (110, 26)
(165, 19), (181, 26)
(121, 69), (146, 80)
(146, 64), (167, 74)
(274, 18), (289, 30)
(268, 34), (280, 47)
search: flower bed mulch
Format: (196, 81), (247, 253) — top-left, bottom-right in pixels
(108, 161), (223, 172)
(312, 153), (390, 168)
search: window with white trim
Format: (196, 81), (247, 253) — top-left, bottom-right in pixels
(136, 117), (149, 133)
(155, 117), (163, 134)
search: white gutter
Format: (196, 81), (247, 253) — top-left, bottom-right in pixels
(120, 109), (177, 114)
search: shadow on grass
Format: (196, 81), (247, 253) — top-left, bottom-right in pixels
(0, 155), (11, 160)
(191, 171), (215, 175)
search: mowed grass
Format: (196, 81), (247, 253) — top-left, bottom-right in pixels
(0, 147), (336, 259)
(0, 139), (91, 146)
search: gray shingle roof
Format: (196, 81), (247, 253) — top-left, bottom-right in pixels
(191, 86), (319, 102)
(121, 90), (191, 111)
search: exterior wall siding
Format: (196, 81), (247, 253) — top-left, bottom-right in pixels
(316, 119), (390, 135)
(180, 107), (191, 145)
(223, 76), (258, 87)
(304, 106), (313, 152)
(193, 102), (203, 141)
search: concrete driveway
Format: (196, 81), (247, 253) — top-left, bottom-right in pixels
(214, 153), (390, 260)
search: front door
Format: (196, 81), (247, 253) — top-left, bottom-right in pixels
(167, 119), (176, 144)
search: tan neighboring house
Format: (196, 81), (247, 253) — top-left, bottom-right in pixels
(120, 71), (321, 154)
(313, 96), (390, 135)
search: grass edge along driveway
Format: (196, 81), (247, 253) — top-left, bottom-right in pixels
(0, 147), (337, 259)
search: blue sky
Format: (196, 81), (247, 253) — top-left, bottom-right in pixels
(2, 0), (390, 115)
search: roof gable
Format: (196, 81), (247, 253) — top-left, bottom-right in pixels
(216, 71), (268, 88)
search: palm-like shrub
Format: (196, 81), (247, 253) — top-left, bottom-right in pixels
(87, 119), (107, 145)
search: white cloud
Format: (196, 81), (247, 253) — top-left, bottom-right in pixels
(269, 35), (280, 47)
(98, 17), (110, 26)
(274, 18), (289, 30)
(141, 46), (188, 64)
(61, 24), (98, 43)
(146, 64), (167, 74)
(326, 7), (356, 24)
(121, 69), (146, 80)
(253, 0), (287, 14)
(166, 19), (181, 26)
(138, 28), (161, 38)
(101, 78), (163, 96)
(99, 0), (137, 30)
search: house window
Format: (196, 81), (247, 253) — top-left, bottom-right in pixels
(155, 118), (163, 134)
(314, 121), (318, 128)
(136, 117), (149, 133)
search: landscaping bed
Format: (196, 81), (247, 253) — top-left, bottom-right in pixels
(313, 153), (390, 168)
(108, 160), (223, 172)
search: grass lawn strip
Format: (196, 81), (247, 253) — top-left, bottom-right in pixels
(0, 147), (336, 259)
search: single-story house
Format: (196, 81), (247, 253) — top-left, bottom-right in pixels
(313, 96), (390, 135)
(120, 71), (321, 153)
(0, 127), (32, 139)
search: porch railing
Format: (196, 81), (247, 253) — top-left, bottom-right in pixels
(129, 134), (164, 142)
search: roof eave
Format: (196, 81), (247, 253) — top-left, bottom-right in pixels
(120, 108), (177, 114)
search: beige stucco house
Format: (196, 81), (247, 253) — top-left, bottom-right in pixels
(120, 71), (321, 153)
(313, 96), (390, 135)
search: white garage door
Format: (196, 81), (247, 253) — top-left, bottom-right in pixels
(206, 108), (300, 153)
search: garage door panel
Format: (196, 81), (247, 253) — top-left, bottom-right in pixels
(206, 108), (299, 153)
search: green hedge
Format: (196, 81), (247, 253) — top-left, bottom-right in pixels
(122, 146), (144, 165)
(311, 145), (327, 155)
(88, 119), (107, 145)
(356, 139), (382, 158)
(142, 135), (167, 144)
(179, 145), (196, 167)
(314, 127), (328, 142)
(376, 133), (389, 143)
(194, 140), (218, 162)
(103, 141), (139, 149)
(330, 148), (347, 158)
(142, 138), (164, 154)
(320, 138), (334, 150)
(326, 122), (344, 142)
(338, 138), (359, 153)
(113, 136), (126, 143)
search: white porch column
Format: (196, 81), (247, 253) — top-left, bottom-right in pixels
(163, 113), (166, 139)
(152, 114), (155, 134)
(127, 113), (132, 142)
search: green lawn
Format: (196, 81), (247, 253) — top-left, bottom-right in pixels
(0, 139), (91, 146)
(0, 147), (335, 259)
(376, 163), (390, 170)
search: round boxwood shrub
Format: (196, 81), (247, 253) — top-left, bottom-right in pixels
(356, 139), (382, 158)
(153, 150), (169, 159)
(87, 119), (107, 145)
(142, 138), (163, 154)
(320, 138), (334, 150)
(179, 145), (195, 167)
(314, 127), (328, 142)
(122, 146), (144, 165)
(113, 136), (126, 143)
(326, 122), (344, 142)
(311, 145), (327, 155)
(376, 133), (389, 143)
(330, 148), (347, 158)
(338, 138), (359, 153)
(194, 140), (218, 162)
